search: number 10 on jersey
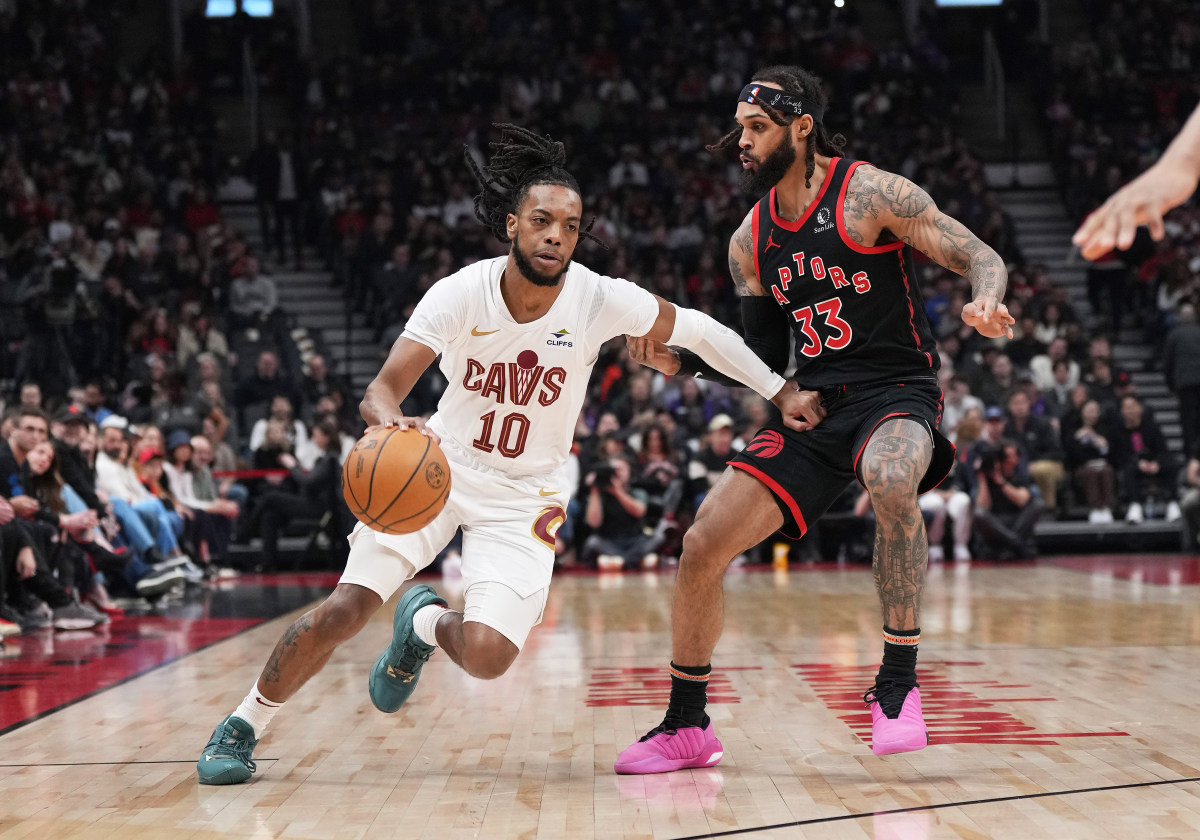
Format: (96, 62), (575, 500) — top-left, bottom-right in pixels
(472, 410), (531, 458)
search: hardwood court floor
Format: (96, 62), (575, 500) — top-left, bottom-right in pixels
(3, 556), (1200, 839)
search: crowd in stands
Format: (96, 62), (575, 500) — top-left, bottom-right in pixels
(0, 2), (353, 638)
(1041, 0), (1200, 420)
(247, 0), (1191, 571)
(1034, 0), (1200, 544)
(3, 1), (1198, 639)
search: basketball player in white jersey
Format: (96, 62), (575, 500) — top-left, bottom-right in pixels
(197, 124), (824, 784)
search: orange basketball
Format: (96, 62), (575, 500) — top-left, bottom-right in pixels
(342, 427), (451, 535)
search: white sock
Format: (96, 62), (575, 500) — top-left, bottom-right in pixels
(233, 683), (283, 737)
(413, 604), (451, 647)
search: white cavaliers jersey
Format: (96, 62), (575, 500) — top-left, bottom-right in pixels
(401, 256), (659, 480)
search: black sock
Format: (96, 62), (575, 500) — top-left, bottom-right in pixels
(666, 662), (711, 728)
(879, 626), (919, 682)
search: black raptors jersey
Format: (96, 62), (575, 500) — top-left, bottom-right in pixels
(751, 157), (939, 388)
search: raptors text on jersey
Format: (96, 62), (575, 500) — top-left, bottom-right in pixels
(751, 157), (939, 388)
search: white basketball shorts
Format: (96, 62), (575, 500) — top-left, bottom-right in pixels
(339, 441), (568, 649)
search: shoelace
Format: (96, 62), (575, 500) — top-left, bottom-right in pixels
(213, 728), (258, 772)
(863, 677), (918, 719)
(393, 641), (435, 676)
(637, 717), (692, 743)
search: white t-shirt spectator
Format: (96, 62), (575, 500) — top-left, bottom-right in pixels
(1029, 355), (1080, 392)
(230, 275), (279, 318)
(249, 418), (308, 454)
(442, 195), (475, 229)
(95, 452), (152, 504)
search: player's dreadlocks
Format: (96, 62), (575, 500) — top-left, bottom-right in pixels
(464, 123), (604, 247)
(709, 65), (846, 189)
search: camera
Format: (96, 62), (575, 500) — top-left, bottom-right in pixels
(592, 463), (617, 488)
(975, 444), (999, 475)
(23, 255), (81, 326)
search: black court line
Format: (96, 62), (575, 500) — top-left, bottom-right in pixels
(670, 775), (1200, 840)
(0, 758), (278, 767)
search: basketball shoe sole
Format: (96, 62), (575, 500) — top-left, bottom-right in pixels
(614, 722), (723, 774)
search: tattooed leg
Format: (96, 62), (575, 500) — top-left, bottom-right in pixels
(255, 582), (383, 702)
(860, 418), (934, 630)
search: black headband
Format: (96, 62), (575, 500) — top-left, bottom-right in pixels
(738, 84), (824, 123)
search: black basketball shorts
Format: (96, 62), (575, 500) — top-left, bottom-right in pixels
(727, 377), (955, 538)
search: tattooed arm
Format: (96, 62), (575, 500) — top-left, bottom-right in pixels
(843, 165), (1015, 339)
(727, 208), (768, 297)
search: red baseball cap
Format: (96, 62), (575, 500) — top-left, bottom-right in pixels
(137, 446), (164, 465)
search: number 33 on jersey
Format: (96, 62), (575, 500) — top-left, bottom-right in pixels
(752, 157), (939, 388)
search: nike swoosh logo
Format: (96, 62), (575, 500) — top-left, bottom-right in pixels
(538, 488), (557, 496)
(471, 326), (500, 336)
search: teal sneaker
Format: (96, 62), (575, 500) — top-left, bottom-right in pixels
(197, 714), (259, 785)
(368, 584), (447, 713)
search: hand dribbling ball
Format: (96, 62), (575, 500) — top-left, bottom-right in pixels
(343, 427), (451, 534)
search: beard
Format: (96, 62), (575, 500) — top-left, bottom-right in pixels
(511, 231), (570, 287)
(739, 136), (798, 195)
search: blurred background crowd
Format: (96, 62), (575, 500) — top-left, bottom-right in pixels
(0, 0), (1196, 635)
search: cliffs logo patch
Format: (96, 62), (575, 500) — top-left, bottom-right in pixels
(547, 327), (573, 348)
(814, 206), (833, 233)
(745, 429), (785, 458)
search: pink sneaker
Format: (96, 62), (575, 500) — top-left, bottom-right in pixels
(865, 681), (928, 756)
(614, 721), (724, 774)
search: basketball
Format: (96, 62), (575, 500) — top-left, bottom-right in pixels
(342, 427), (451, 535)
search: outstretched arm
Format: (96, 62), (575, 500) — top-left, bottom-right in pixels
(631, 212), (824, 431)
(844, 165), (1014, 339)
(1074, 103), (1200, 259)
(359, 336), (439, 441)
(628, 211), (789, 380)
(634, 296), (821, 432)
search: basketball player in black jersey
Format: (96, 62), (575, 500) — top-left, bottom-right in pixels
(615, 66), (1015, 773)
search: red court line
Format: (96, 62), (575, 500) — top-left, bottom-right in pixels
(1045, 554), (1200, 585)
(0, 616), (261, 733)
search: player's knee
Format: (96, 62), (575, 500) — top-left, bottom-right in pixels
(312, 584), (380, 642)
(868, 479), (919, 519)
(460, 623), (519, 680)
(680, 519), (723, 568)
